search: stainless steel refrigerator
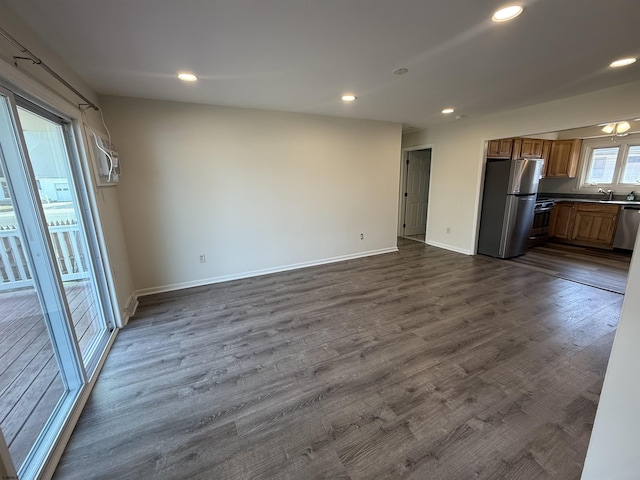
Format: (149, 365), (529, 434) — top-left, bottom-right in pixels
(477, 158), (543, 258)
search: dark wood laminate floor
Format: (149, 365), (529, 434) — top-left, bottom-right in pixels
(508, 242), (631, 294)
(53, 239), (623, 480)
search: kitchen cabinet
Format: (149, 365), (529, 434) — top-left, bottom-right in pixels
(511, 138), (522, 160)
(550, 202), (576, 239)
(521, 138), (544, 158)
(540, 140), (552, 177)
(487, 137), (550, 166)
(487, 138), (513, 158)
(550, 201), (620, 248)
(546, 139), (582, 178)
(572, 203), (619, 248)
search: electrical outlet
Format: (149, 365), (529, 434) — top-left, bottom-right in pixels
(360, 233), (364, 240)
(199, 253), (206, 263)
(446, 227), (451, 234)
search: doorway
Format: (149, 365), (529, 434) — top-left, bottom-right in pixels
(0, 87), (113, 479)
(401, 148), (432, 242)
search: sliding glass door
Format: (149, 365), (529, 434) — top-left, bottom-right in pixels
(0, 86), (112, 478)
(16, 104), (110, 368)
(0, 149), (65, 471)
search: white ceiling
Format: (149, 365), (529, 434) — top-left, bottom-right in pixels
(2, 0), (639, 131)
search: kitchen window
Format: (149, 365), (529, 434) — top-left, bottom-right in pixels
(580, 135), (640, 190)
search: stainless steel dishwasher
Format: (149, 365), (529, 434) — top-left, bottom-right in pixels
(613, 206), (640, 250)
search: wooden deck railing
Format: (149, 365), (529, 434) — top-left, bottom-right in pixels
(0, 221), (90, 291)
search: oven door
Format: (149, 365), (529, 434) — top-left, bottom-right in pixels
(529, 206), (554, 245)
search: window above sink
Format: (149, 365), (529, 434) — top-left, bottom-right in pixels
(579, 134), (640, 191)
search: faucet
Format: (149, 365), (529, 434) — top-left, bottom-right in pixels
(598, 188), (614, 201)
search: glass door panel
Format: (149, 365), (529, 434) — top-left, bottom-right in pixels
(0, 95), (66, 472)
(16, 106), (108, 367)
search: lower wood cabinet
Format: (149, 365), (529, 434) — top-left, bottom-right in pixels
(550, 202), (620, 248)
(550, 202), (576, 239)
(572, 203), (619, 247)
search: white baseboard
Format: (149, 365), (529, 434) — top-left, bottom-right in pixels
(119, 294), (139, 326)
(426, 240), (474, 256)
(134, 246), (399, 299)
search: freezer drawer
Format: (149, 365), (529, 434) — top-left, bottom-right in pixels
(613, 207), (640, 250)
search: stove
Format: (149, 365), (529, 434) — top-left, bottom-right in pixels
(529, 200), (555, 246)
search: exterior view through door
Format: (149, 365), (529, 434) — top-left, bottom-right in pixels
(0, 87), (113, 480)
(403, 149), (431, 238)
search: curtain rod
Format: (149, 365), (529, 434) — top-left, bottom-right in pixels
(0, 25), (99, 111)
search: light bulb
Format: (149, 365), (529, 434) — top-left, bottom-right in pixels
(616, 121), (631, 134)
(492, 6), (523, 22)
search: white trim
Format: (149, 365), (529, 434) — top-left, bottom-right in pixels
(398, 143), (435, 237)
(120, 294), (139, 326)
(134, 247), (399, 298)
(426, 239), (473, 255)
(73, 120), (123, 329)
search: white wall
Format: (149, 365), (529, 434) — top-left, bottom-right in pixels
(0, 3), (134, 325)
(100, 96), (402, 293)
(581, 232), (640, 478)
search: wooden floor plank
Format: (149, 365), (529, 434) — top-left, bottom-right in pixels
(52, 239), (625, 479)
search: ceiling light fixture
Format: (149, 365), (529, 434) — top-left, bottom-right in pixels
(341, 94), (357, 102)
(442, 108), (455, 114)
(177, 72), (198, 82)
(602, 121), (631, 135)
(393, 68), (409, 75)
(491, 5), (523, 22)
(609, 57), (637, 68)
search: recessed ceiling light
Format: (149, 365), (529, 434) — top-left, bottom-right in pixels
(492, 5), (523, 22)
(341, 94), (357, 102)
(178, 72), (198, 82)
(442, 108), (455, 114)
(393, 68), (409, 75)
(609, 57), (637, 68)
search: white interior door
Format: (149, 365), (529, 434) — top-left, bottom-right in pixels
(403, 149), (431, 236)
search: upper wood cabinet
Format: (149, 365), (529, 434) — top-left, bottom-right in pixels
(540, 140), (552, 177)
(521, 138), (544, 158)
(546, 139), (583, 178)
(487, 137), (550, 167)
(511, 138), (522, 160)
(487, 139), (514, 158)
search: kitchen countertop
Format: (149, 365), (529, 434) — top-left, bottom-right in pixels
(537, 192), (640, 206)
(548, 198), (640, 206)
